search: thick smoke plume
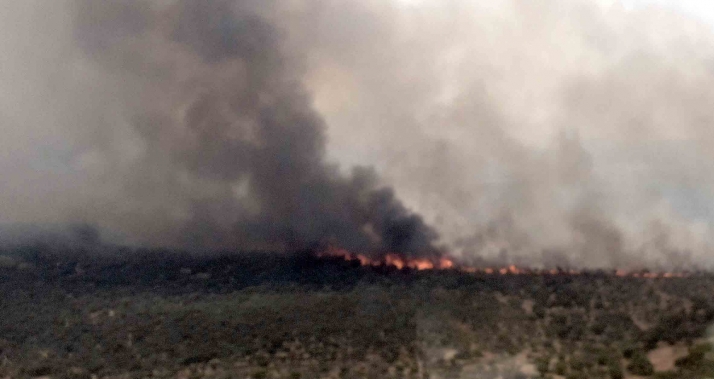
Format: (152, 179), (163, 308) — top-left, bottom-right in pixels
(0, 0), (437, 256)
(2, 0), (714, 268)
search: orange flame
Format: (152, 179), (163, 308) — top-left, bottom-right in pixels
(318, 247), (688, 278)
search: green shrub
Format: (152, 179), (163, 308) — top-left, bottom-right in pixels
(621, 344), (637, 359)
(570, 355), (586, 371)
(676, 342), (713, 370)
(627, 350), (654, 376)
(536, 356), (550, 376)
(555, 359), (568, 375)
(608, 362), (623, 379)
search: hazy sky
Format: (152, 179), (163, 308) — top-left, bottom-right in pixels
(622, 0), (714, 25)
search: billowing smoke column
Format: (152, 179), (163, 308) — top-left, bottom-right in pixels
(73, 0), (439, 255)
(40, 0), (436, 255)
(3, 0), (714, 269)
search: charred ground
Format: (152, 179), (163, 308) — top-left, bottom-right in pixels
(2, 247), (714, 379)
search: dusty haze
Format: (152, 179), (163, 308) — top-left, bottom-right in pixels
(1, 0), (713, 269)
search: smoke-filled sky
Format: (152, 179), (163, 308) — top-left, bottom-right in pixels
(2, 0), (714, 269)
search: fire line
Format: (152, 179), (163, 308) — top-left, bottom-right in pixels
(318, 247), (688, 278)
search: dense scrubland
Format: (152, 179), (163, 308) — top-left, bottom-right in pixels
(2, 246), (714, 378)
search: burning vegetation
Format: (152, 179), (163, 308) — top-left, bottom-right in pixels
(318, 247), (689, 279)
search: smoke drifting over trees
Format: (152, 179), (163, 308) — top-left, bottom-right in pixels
(2, 0), (714, 268)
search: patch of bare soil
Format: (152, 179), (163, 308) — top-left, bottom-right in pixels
(647, 343), (688, 371)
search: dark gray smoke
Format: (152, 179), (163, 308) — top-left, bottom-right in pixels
(0, 0), (437, 255)
(3, 0), (714, 268)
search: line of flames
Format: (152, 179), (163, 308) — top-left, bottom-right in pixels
(318, 247), (688, 278)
